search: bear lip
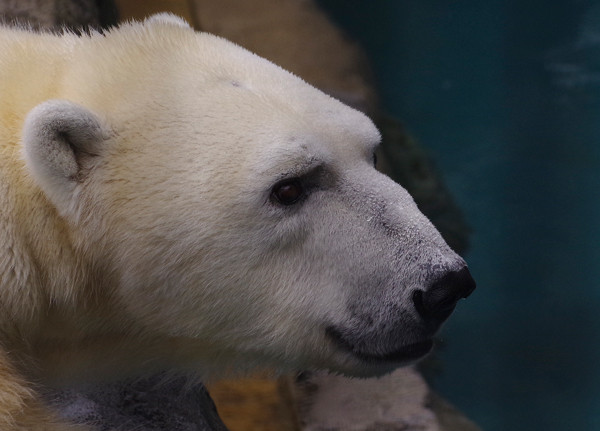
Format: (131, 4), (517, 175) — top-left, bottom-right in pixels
(325, 326), (434, 363)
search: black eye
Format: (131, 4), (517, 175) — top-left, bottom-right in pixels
(271, 179), (304, 205)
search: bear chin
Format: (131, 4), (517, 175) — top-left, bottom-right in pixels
(325, 326), (434, 367)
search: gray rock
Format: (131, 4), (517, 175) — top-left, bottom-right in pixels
(0, 0), (117, 31)
(45, 375), (229, 431)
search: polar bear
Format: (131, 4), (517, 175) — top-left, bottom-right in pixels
(0, 14), (475, 430)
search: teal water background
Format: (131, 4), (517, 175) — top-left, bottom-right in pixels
(317, 1), (600, 430)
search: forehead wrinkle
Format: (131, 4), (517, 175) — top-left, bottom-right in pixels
(254, 139), (330, 181)
(266, 154), (324, 181)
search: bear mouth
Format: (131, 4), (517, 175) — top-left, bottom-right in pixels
(326, 326), (434, 364)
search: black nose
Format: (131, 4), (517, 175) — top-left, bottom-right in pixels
(413, 266), (476, 324)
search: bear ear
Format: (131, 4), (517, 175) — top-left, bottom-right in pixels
(22, 99), (109, 214)
(145, 13), (191, 28)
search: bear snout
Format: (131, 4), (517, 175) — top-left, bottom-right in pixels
(412, 266), (476, 326)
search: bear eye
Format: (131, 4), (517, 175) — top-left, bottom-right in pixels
(271, 178), (304, 205)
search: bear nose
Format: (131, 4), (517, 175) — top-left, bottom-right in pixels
(413, 266), (476, 324)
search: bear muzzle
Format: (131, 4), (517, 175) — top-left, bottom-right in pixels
(326, 265), (476, 366)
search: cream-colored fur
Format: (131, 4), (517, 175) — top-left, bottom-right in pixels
(0, 14), (467, 429)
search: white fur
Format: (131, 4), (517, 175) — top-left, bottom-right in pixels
(144, 12), (191, 28)
(0, 14), (466, 399)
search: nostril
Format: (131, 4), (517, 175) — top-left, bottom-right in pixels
(412, 289), (428, 319)
(413, 266), (476, 323)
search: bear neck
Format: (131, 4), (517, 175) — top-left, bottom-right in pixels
(0, 30), (171, 383)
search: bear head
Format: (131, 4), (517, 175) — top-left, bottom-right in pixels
(22, 15), (475, 378)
